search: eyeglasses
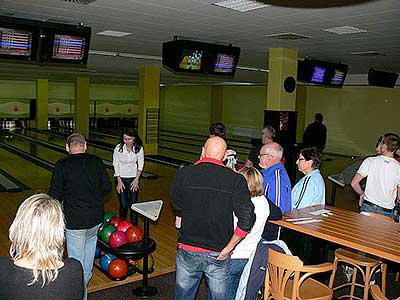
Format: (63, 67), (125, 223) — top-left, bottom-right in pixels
(258, 153), (272, 158)
(297, 158), (305, 161)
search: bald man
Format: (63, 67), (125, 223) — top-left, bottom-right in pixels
(171, 136), (255, 300)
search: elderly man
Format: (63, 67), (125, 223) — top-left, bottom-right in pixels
(245, 125), (275, 170)
(171, 136), (255, 300)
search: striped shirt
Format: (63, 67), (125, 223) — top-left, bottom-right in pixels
(292, 169), (325, 209)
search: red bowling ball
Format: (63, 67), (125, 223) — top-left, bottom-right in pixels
(116, 220), (132, 232)
(109, 216), (123, 228)
(108, 258), (128, 279)
(109, 230), (128, 248)
(125, 226), (144, 243)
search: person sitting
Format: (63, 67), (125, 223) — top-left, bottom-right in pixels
(244, 125), (276, 171)
(292, 147), (325, 209)
(0, 194), (84, 300)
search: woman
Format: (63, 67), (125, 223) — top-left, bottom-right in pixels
(113, 127), (144, 225)
(0, 194), (83, 300)
(227, 167), (270, 300)
(292, 147), (325, 209)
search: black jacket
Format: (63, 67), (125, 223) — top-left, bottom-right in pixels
(171, 158), (256, 252)
(49, 153), (112, 229)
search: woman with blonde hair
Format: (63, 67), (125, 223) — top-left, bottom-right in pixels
(0, 194), (83, 300)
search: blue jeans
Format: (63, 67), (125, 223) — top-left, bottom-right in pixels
(175, 248), (231, 300)
(66, 223), (101, 300)
(361, 202), (393, 218)
(117, 177), (138, 225)
(227, 258), (248, 300)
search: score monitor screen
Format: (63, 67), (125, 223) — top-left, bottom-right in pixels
(178, 49), (203, 71)
(310, 66), (326, 83)
(0, 27), (32, 57)
(214, 53), (235, 73)
(52, 34), (87, 60)
(330, 69), (345, 85)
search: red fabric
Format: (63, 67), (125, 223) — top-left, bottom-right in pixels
(178, 243), (214, 253)
(234, 226), (247, 238)
(396, 157), (400, 163)
(194, 157), (225, 167)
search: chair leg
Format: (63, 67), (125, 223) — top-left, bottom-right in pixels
(350, 267), (357, 300)
(329, 257), (338, 289)
(363, 266), (371, 300)
(381, 263), (387, 296)
(395, 271), (399, 282)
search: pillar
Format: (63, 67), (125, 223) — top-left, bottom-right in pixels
(36, 79), (48, 130)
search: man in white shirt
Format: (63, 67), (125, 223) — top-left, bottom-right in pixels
(351, 133), (400, 218)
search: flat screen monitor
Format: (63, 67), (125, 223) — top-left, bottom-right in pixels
(213, 53), (236, 73)
(178, 49), (203, 71)
(310, 66), (326, 83)
(330, 69), (346, 85)
(52, 34), (87, 61)
(0, 27), (34, 59)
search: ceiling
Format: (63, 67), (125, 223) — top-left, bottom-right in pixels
(0, 0), (399, 85)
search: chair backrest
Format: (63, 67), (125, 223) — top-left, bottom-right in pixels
(360, 211), (393, 222)
(370, 284), (388, 300)
(266, 249), (304, 300)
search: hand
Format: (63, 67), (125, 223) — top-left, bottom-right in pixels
(130, 179), (139, 192)
(359, 194), (365, 207)
(217, 247), (232, 260)
(116, 179), (125, 193)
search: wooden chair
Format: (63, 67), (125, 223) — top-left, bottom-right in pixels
(264, 249), (333, 300)
(328, 211), (389, 300)
(369, 284), (388, 300)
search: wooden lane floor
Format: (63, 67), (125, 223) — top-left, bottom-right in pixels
(0, 134), (180, 293)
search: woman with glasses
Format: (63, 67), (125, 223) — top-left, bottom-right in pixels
(113, 127), (144, 225)
(292, 147), (325, 209)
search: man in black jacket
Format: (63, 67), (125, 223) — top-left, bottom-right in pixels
(49, 133), (111, 300)
(171, 136), (256, 300)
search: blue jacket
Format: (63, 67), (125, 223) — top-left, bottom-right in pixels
(261, 162), (292, 213)
(292, 169), (325, 209)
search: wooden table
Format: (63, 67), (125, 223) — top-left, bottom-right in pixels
(271, 205), (400, 263)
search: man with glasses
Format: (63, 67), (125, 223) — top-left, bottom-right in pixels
(245, 125), (275, 170)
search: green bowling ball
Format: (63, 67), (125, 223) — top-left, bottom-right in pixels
(103, 212), (116, 223)
(99, 224), (116, 244)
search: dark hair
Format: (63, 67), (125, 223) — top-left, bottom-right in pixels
(300, 147), (321, 169)
(209, 122), (226, 139)
(118, 128), (143, 154)
(67, 133), (86, 147)
(315, 113), (323, 123)
(383, 133), (400, 153)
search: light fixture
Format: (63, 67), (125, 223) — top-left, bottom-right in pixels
(323, 26), (367, 35)
(96, 30), (132, 37)
(213, 0), (270, 12)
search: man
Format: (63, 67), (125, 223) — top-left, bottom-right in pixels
(171, 136), (255, 300)
(245, 125), (275, 170)
(351, 133), (400, 218)
(49, 133), (112, 300)
(302, 113), (327, 152)
(209, 122), (237, 170)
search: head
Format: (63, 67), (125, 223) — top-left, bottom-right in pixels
(9, 194), (65, 286)
(261, 125), (275, 145)
(201, 136), (227, 161)
(65, 133), (87, 154)
(118, 128), (143, 154)
(258, 142), (283, 169)
(297, 147), (321, 175)
(238, 167), (264, 197)
(314, 113), (323, 123)
(209, 122), (226, 139)
(380, 133), (400, 156)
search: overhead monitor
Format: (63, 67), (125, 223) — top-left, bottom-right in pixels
(330, 69), (346, 85)
(310, 66), (326, 83)
(52, 34), (87, 61)
(298, 59), (348, 88)
(178, 49), (203, 71)
(0, 25), (38, 61)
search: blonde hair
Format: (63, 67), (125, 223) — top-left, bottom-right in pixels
(238, 167), (264, 197)
(9, 194), (65, 287)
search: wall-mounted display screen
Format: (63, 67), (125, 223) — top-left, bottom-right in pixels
(52, 34), (87, 61)
(0, 27), (32, 57)
(214, 53), (235, 73)
(311, 66), (326, 83)
(178, 49), (203, 71)
(330, 69), (345, 85)
(298, 59), (348, 88)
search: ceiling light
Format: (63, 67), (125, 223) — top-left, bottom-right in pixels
(213, 0), (270, 12)
(351, 51), (385, 56)
(96, 30), (131, 37)
(323, 26), (367, 35)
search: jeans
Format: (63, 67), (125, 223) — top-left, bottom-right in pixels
(227, 258), (248, 300)
(175, 248), (231, 300)
(361, 202), (393, 218)
(117, 177), (138, 225)
(66, 223), (101, 300)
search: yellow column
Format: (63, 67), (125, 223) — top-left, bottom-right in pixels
(36, 79), (48, 130)
(210, 86), (223, 124)
(75, 77), (90, 137)
(266, 48), (298, 111)
(138, 66), (160, 155)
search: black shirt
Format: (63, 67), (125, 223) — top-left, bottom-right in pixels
(49, 153), (112, 229)
(248, 143), (263, 171)
(0, 257), (83, 300)
(302, 121), (327, 152)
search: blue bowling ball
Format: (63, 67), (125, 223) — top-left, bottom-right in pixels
(100, 253), (117, 271)
(95, 246), (101, 259)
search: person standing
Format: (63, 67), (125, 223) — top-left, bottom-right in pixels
(112, 128), (144, 226)
(172, 137), (255, 300)
(245, 125), (275, 170)
(49, 133), (112, 300)
(302, 113), (327, 152)
(209, 122), (237, 170)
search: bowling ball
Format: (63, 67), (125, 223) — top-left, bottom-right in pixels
(117, 220), (133, 232)
(125, 226), (144, 243)
(136, 254), (154, 273)
(109, 216), (123, 228)
(99, 224), (116, 244)
(95, 246), (101, 259)
(108, 258), (128, 279)
(109, 230), (128, 249)
(103, 212), (116, 223)
(100, 253), (117, 271)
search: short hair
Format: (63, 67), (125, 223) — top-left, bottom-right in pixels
(383, 133), (400, 153)
(209, 122), (226, 139)
(238, 167), (264, 197)
(315, 113), (323, 122)
(262, 125), (276, 139)
(67, 132), (86, 148)
(300, 147), (321, 169)
(264, 142), (283, 160)
(9, 194), (65, 287)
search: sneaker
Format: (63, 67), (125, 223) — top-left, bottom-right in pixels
(341, 265), (354, 282)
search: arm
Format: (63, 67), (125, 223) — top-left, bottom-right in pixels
(244, 159), (253, 168)
(397, 185), (400, 202)
(217, 233), (243, 260)
(100, 161), (112, 196)
(131, 147), (144, 191)
(171, 169), (184, 217)
(351, 173), (366, 206)
(112, 146), (125, 193)
(48, 164), (64, 201)
(233, 175), (256, 232)
(267, 198), (282, 221)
